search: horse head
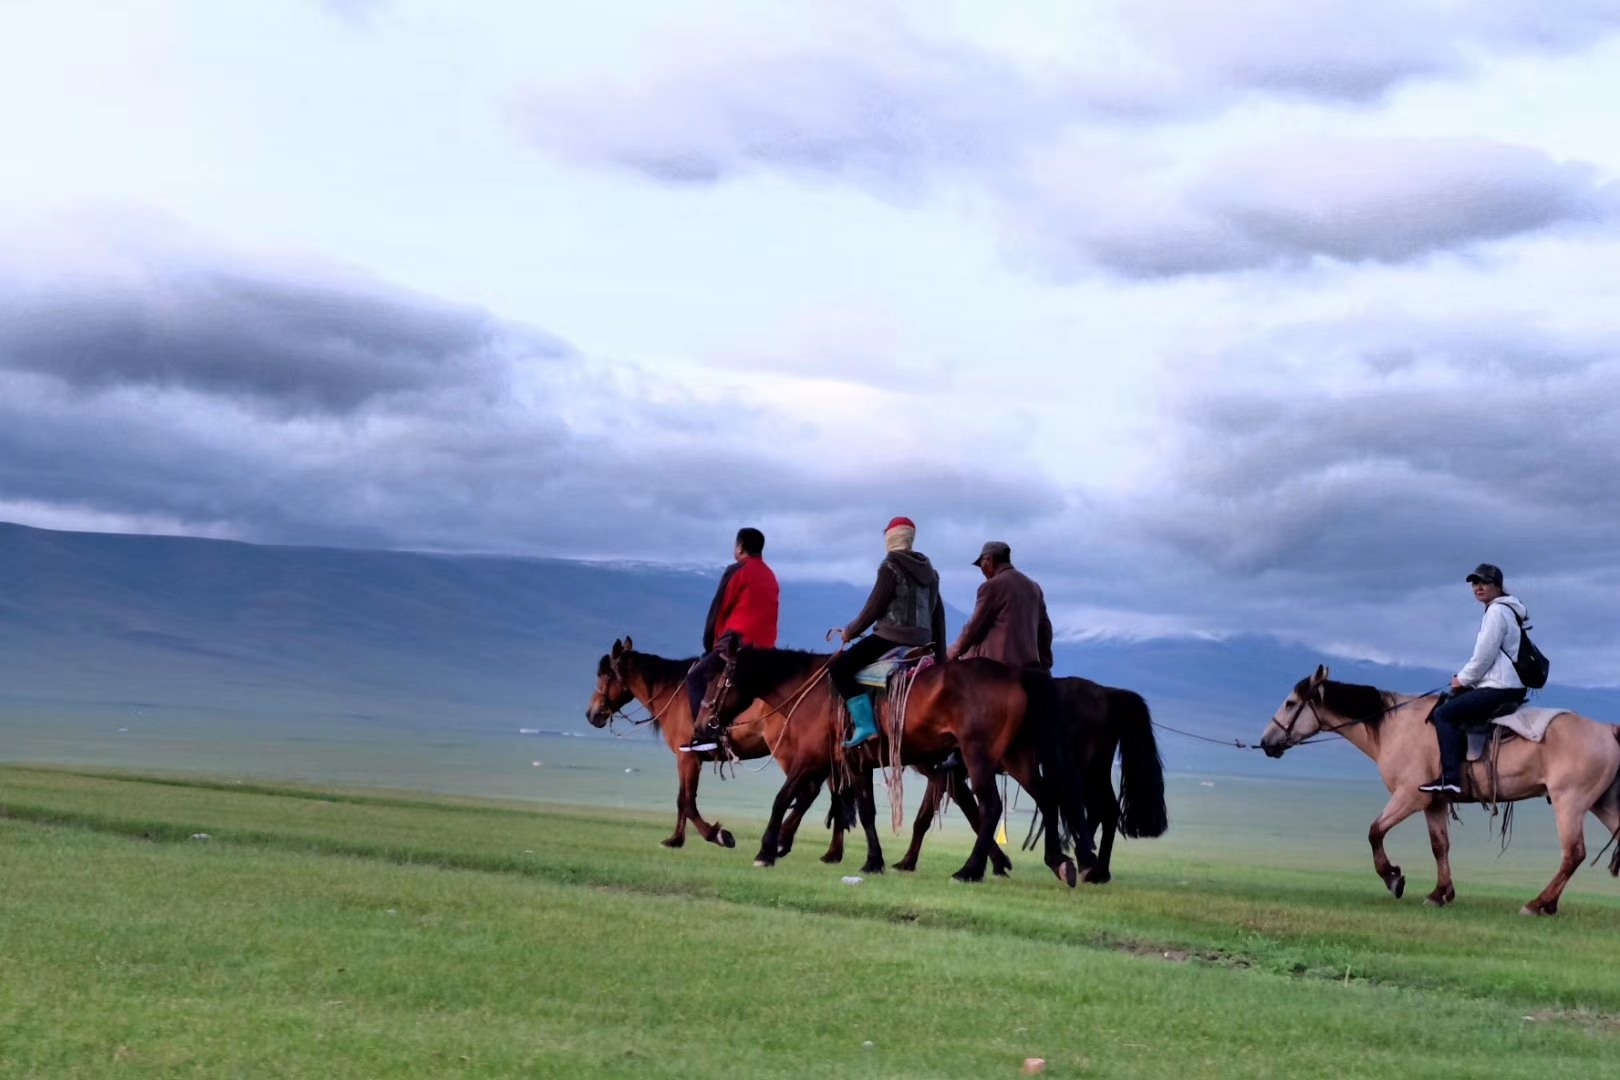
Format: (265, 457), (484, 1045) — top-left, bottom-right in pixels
(1259, 664), (1330, 758)
(586, 636), (636, 727)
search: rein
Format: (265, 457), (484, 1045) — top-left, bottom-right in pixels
(1149, 687), (1444, 752)
(606, 654), (690, 733)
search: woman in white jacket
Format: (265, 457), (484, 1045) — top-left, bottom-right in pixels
(1420, 563), (1529, 796)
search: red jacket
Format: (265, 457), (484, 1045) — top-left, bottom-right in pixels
(704, 556), (779, 650)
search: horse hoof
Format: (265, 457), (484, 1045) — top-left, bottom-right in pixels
(1055, 860), (1078, 888)
(753, 858), (774, 869)
(860, 862), (885, 875)
(820, 852), (843, 865)
(1388, 874), (1406, 900)
(1080, 866), (1111, 885)
(661, 836), (684, 849)
(951, 870), (983, 884)
(716, 828), (736, 849)
(894, 859), (917, 873)
(1519, 904), (1541, 917)
(992, 864), (1011, 878)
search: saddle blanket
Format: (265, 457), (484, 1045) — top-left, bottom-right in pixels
(854, 647), (932, 690)
(1468, 706), (1567, 761)
(1494, 706), (1566, 742)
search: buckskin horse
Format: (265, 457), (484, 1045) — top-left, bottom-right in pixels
(586, 637), (839, 859)
(1261, 665), (1620, 915)
(893, 675), (1169, 883)
(723, 649), (1089, 886)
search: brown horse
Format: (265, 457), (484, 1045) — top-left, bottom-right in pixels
(726, 650), (1089, 886)
(1260, 665), (1620, 915)
(585, 637), (838, 859)
(893, 676), (1168, 883)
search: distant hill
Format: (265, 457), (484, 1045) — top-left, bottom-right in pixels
(4, 521), (1616, 779)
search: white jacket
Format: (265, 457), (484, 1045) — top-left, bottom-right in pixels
(1457, 596), (1527, 690)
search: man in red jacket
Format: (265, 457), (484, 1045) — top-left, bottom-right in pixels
(681, 527), (780, 752)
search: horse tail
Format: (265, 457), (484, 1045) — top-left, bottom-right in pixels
(1108, 688), (1168, 839)
(1022, 668), (1087, 849)
(1605, 727), (1620, 878)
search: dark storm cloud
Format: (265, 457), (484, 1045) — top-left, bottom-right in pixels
(0, 218), (1065, 569)
(0, 267), (563, 415)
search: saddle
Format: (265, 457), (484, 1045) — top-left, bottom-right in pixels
(1465, 697), (1528, 762)
(853, 646), (934, 691)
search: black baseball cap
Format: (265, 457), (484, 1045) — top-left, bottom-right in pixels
(1465, 563), (1504, 586)
(972, 541), (1011, 565)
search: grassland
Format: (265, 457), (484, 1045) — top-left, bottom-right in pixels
(3, 763), (1620, 1079)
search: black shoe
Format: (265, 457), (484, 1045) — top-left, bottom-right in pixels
(939, 751), (963, 771)
(1418, 777), (1462, 795)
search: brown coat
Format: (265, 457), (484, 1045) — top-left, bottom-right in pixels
(951, 564), (1053, 670)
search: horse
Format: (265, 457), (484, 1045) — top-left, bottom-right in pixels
(725, 649), (1089, 886)
(893, 676), (1168, 883)
(585, 637), (839, 860)
(1260, 664), (1620, 915)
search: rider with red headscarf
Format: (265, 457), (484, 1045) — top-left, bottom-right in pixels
(829, 516), (948, 747)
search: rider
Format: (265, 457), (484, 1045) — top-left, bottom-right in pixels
(1419, 563), (1529, 796)
(947, 541), (1053, 671)
(680, 527), (780, 753)
(830, 516), (947, 747)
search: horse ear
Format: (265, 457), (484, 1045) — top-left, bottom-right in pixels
(1313, 664), (1329, 684)
(611, 638), (624, 657)
(623, 635), (634, 653)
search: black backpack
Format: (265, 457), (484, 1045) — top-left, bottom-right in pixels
(1493, 601), (1550, 689)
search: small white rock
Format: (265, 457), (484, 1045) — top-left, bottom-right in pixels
(862, 1040), (874, 1049)
(841, 876), (863, 885)
(190, 833), (210, 841)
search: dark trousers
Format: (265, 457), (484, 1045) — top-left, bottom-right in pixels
(684, 632), (739, 727)
(1431, 686), (1527, 783)
(830, 635), (903, 700)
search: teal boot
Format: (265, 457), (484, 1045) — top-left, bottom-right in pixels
(843, 693), (879, 748)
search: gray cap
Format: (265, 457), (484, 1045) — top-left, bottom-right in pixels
(972, 541), (1011, 565)
(1465, 563), (1504, 586)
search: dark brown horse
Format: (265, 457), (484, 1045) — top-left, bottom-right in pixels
(724, 650), (1089, 886)
(585, 637), (837, 859)
(892, 676), (1168, 882)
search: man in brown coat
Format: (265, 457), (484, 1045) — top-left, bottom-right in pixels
(947, 541), (1054, 670)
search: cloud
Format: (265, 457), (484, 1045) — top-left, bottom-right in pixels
(1123, 0), (1620, 103)
(0, 212), (1066, 570)
(512, 25), (1061, 191)
(1012, 138), (1618, 279)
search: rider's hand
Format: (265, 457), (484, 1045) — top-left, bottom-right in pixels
(1450, 676), (1465, 690)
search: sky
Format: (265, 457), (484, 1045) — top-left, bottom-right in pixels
(3, 0), (1620, 681)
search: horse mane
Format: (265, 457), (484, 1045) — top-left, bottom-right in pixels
(729, 647), (831, 701)
(621, 650), (699, 686)
(1298, 676), (1391, 728)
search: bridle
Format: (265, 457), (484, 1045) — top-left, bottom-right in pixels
(599, 650), (685, 731)
(1274, 683), (1442, 748)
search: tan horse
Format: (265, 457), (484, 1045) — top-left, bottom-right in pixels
(586, 637), (840, 860)
(1260, 665), (1620, 915)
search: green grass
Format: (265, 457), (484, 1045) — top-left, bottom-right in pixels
(3, 764), (1620, 1078)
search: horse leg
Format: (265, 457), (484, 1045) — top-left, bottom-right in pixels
(1005, 752), (1077, 888)
(947, 767), (1012, 876)
(754, 771), (809, 868)
(1368, 789), (1424, 899)
(820, 785), (848, 864)
(776, 777), (824, 859)
(679, 753), (736, 850)
(1081, 770), (1118, 885)
(951, 751), (1002, 883)
(663, 752), (696, 848)
(895, 770), (947, 873)
(856, 766), (886, 874)
(1521, 791), (1588, 916)
(1422, 804), (1456, 906)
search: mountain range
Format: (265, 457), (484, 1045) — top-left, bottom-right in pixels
(5, 520), (1617, 779)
